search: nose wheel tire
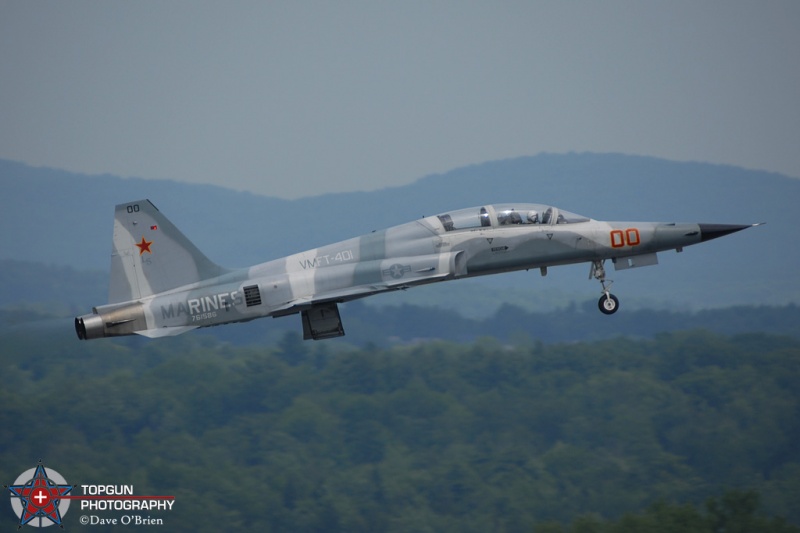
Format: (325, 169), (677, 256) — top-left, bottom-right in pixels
(598, 293), (619, 315)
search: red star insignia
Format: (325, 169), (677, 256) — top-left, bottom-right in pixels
(135, 236), (153, 255)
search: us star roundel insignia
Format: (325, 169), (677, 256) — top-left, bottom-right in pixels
(6, 461), (75, 528)
(135, 236), (153, 255)
(383, 263), (411, 279)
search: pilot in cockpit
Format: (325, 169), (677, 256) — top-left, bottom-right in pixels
(527, 210), (539, 224)
(499, 209), (520, 225)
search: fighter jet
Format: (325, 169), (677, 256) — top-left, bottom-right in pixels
(75, 200), (760, 341)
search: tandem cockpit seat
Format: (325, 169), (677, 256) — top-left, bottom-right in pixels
(435, 204), (589, 232)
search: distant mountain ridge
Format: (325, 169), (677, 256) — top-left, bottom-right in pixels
(2, 153), (798, 310)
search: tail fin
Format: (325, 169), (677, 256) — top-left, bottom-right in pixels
(109, 200), (229, 303)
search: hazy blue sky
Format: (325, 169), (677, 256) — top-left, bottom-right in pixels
(2, 1), (798, 198)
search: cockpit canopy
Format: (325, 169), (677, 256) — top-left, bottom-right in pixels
(435, 204), (590, 232)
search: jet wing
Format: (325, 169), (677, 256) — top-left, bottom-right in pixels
(272, 281), (428, 316)
(274, 251), (465, 316)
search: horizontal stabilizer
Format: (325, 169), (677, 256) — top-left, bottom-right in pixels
(135, 326), (199, 338)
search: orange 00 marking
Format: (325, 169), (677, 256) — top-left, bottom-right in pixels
(610, 228), (640, 247)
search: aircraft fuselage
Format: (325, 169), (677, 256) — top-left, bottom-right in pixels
(75, 201), (755, 341)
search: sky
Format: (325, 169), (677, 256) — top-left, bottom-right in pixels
(1, 1), (798, 199)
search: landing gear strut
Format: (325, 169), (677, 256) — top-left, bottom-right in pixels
(590, 260), (619, 315)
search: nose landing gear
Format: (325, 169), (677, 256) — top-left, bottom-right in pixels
(599, 293), (619, 315)
(590, 260), (619, 315)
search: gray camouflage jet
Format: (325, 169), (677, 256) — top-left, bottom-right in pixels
(75, 200), (759, 341)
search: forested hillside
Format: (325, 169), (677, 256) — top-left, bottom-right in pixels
(3, 259), (800, 346)
(1, 327), (798, 531)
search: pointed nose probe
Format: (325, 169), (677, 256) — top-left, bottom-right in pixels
(698, 223), (763, 242)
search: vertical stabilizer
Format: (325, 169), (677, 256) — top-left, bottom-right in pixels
(108, 200), (229, 303)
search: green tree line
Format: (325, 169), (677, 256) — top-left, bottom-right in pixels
(3, 259), (800, 345)
(1, 327), (799, 531)
(537, 489), (799, 533)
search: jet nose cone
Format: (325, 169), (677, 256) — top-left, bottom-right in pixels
(698, 223), (755, 242)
